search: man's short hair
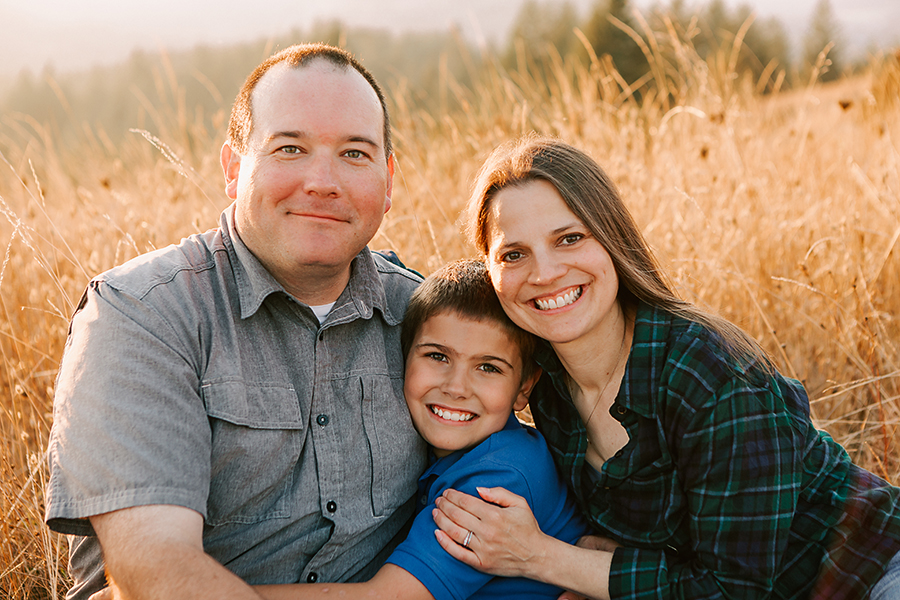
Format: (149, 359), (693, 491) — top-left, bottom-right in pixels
(226, 43), (392, 159)
(401, 259), (537, 382)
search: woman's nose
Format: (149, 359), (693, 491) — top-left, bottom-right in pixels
(528, 250), (566, 285)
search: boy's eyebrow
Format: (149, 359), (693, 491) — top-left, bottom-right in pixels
(479, 354), (516, 370)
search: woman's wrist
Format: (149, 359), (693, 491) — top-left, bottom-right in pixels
(531, 536), (614, 600)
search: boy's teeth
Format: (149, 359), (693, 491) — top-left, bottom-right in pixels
(535, 286), (582, 311)
(431, 405), (474, 422)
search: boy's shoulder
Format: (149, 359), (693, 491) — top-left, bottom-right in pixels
(469, 417), (549, 462)
(441, 416), (558, 494)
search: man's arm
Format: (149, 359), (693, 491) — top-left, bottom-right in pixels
(254, 564), (432, 600)
(90, 504), (263, 600)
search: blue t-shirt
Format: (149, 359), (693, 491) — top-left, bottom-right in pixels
(386, 414), (588, 600)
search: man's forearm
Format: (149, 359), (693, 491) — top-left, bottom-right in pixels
(91, 505), (262, 600)
(105, 540), (262, 600)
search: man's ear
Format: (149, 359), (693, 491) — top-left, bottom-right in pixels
(383, 153), (395, 214)
(513, 367), (542, 412)
(221, 142), (241, 200)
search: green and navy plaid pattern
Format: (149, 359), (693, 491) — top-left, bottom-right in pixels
(531, 302), (900, 599)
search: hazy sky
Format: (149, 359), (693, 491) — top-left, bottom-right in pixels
(1, 0), (898, 81)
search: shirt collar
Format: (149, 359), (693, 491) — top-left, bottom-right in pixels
(220, 204), (396, 324)
(420, 413), (523, 482)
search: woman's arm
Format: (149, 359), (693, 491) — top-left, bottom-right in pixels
(433, 382), (809, 598)
(255, 564), (433, 600)
(432, 486), (616, 600)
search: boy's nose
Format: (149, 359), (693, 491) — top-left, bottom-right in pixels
(442, 367), (471, 399)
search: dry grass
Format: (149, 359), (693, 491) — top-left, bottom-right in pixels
(1, 28), (898, 597)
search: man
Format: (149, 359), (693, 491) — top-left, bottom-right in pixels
(45, 43), (426, 600)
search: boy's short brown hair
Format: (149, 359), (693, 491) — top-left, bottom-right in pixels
(401, 259), (537, 382)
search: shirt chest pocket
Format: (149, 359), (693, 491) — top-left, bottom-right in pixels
(357, 374), (427, 518)
(201, 380), (305, 526)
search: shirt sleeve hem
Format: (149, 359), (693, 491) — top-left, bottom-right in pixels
(45, 487), (206, 536)
(608, 546), (668, 598)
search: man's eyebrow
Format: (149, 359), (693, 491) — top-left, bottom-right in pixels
(263, 131), (380, 149)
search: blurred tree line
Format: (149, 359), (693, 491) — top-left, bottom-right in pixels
(1, 0), (849, 150)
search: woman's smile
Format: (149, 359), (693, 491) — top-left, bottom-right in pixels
(532, 285), (584, 311)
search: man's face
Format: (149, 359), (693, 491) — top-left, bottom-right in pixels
(221, 60), (394, 304)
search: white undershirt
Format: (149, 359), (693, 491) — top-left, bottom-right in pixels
(310, 302), (336, 324)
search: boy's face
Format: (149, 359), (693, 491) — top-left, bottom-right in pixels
(403, 311), (539, 457)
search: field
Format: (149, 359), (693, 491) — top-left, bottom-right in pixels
(1, 27), (899, 598)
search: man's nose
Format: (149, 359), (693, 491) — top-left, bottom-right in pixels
(302, 152), (340, 197)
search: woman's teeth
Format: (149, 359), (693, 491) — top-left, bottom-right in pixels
(430, 405), (474, 422)
(535, 286), (582, 311)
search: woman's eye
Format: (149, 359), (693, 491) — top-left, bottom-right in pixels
(501, 250), (522, 263)
(561, 233), (583, 245)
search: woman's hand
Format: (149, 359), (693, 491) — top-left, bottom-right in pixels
(432, 486), (551, 578)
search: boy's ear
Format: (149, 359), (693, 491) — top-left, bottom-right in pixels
(513, 367), (542, 412)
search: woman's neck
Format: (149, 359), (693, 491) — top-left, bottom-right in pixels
(552, 302), (633, 398)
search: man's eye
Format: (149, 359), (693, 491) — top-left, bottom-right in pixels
(344, 149), (367, 159)
(279, 146), (302, 154)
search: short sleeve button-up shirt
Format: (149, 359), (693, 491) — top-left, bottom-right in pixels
(46, 204), (426, 598)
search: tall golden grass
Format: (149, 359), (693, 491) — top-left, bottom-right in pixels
(1, 23), (898, 598)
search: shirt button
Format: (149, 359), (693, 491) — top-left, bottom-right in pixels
(616, 405), (627, 415)
(307, 572), (318, 583)
(326, 500), (337, 513)
(316, 414), (329, 427)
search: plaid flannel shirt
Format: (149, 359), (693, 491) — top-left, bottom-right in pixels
(531, 302), (900, 599)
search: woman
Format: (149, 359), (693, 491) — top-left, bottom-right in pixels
(432, 136), (900, 599)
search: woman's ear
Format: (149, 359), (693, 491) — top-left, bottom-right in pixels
(513, 367), (542, 412)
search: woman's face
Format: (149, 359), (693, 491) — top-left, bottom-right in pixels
(484, 179), (621, 346)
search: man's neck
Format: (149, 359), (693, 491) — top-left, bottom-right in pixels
(278, 264), (352, 306)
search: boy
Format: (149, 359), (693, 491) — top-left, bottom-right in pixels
(258, 259), (587, 599)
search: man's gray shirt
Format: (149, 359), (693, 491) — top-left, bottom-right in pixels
(45, 205), (426, 598)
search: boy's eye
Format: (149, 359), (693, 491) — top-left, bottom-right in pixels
(477, 363), (502, 374)
(425, 352), (448, 363)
